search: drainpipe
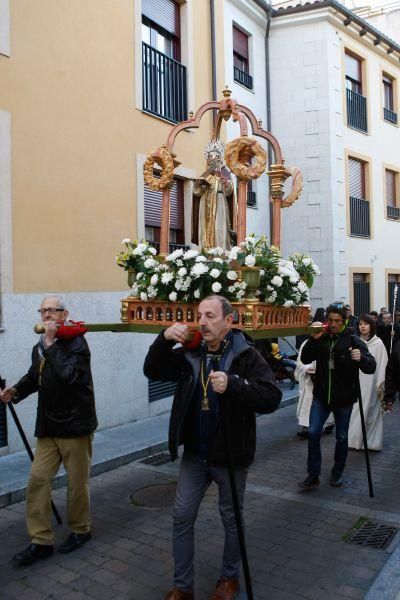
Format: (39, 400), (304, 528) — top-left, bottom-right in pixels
(210, 0), (217, 127)
(265, 8), (274, 242)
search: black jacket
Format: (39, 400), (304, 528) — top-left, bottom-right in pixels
(143, 329), (282, 468)
(384, 339), (400, 403)
(13, 335), (97, 438)
(301, 328), (376, 408)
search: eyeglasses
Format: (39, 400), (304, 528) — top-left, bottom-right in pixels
(37, 308), (64, 315)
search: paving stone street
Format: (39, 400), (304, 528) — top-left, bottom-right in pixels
(1, 398), (400, 600)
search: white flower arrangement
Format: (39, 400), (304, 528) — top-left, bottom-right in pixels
(117, 234), (319, 306)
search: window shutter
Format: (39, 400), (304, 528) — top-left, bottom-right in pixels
(348, 158), (365, 199)
(144, 179), (184, 230)
(386, 170), (396, 207)
(233, 26), (248, 59)
(345, 52), (361, 83)
(142, 0), (180, 37)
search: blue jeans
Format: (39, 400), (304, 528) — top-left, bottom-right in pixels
(172, 452), (248, 592)
(307, 397), (353, 477)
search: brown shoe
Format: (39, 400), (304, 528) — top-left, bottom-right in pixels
(165, 588), (194, 600)
(209, 578), (239, 600)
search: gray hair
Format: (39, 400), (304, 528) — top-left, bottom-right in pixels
(41, 295), (66, 310)
(201, 295), (234, 318)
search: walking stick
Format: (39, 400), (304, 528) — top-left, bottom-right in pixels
(349, 343), (374, 498)
(0, 378), (62, 524)
(218, 379), (254, 600)
(390, 284), (398, 355)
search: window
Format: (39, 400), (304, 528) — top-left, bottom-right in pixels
(233, 25), (253, 90)
(385, 169), (400, 220)
(388, 274), (400, 314)
(246, 179), (256, 207)
(345, 51), (367, 132)
(383, 74), (398, 125)
(348, 157), (370, 237)
(142, 0), (187, 123)
(353, 273), (370, 315)
(144, 178), (187, 253)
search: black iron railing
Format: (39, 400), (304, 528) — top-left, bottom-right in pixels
(151, 241), (189, 254)
(233, 66), (253, 90)
(247, 190), (257, 207)
(142, 42), (187, 123)
(350, 196), (370, 237)
(346, 89), (367, 132)
(384, 107), (398, 124)
(387, 205), (400, 220)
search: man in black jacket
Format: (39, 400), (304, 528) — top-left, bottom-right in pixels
(298, 302), (376, 491)
(144, 295), (282, 600)
(0, 295), (97, 565)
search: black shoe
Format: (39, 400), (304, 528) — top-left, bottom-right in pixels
(59, 531), (91, 554)
(324, 425), (334, 435)
(330, 472), (343, 487)
(297, 428), (309, 439)
(12, 543), (53, 566)
(298, 474), (320, 490)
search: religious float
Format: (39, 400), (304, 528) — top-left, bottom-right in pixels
(114, 88), (318, 338)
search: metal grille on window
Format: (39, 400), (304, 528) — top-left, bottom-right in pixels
(386, 170), (399, 220)
(233, 25), (253, 90)
(148, 380), (177, 403)
(353, 273), (370, 316)
(349, 158), (370, 237)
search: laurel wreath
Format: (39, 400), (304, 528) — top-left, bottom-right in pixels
(281, 166), (303, 207)
(225, 137), (267, 181)
(143, 146), (175, 191)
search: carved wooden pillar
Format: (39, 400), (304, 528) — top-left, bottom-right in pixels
(237, 180), (248, 245)
(160, 188), (171, 256)
(268, 164), (289, 249)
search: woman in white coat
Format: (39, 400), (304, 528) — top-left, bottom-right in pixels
(295, 340), (335, 437)
(348, 314), (388, 451)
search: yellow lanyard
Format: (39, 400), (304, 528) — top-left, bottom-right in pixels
(38, 358), (45, 386)
(200, 362), (211, 411)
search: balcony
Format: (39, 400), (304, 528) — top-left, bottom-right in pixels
(387, 205), (400, 220)
(142, 42), (187, 124)
(384, 107), (398, 125)
(151, 241), (189, 254)
(346, 89), (367, 132)
(233, 66), (253, 90)
(350, 196), (370, 237)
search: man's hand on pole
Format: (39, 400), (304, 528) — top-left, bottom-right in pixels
(163, 323), (189, 345)
(209, 371), (228, 394)
(349, 347), (361, 362)
(0, 387), (16, 403)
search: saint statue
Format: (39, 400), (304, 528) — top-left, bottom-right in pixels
(192, 139), (236, 251)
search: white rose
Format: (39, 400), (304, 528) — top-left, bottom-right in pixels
(136, 272), (144, 280)
(144, 258), (157, 269)
(271, 275), (283, 287)
(212, 282), (222, 293)
(121, 238), (131, 244)
(228, 285), (236, 293)
(169, 291), (177, 301)
(178, 267), (187, 277)
(148, 247), (157, 255)
(194, 289), (200, 299)
(227, 271), (238, 281)
(191, 263), (209, 278)
(244, 255), (256, 267)
(303, 257), (311, 266)
(150, 274), (158, 286)
(210, 268), (221, 279)
(183, 249), (199, 260)
(140, 292), (148, 301)
(195, 255), (207, 263)
(283, 300), (294, 308)
(161, 272), (174, 284)
(298, 281), (308, 293)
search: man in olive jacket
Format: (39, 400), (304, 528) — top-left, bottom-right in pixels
(144, 295), (282, 600)
(298, 302), (376, 491)
(0, 295), (97, 565)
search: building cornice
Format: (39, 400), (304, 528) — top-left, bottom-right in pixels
(272, 0), (400, 62)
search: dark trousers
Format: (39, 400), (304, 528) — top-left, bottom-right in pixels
(307, 397), (353, 477)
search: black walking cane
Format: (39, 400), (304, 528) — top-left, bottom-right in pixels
(350, 339), (374, 498)
(216, 360), (254, 600)
(0, 378), (63, 524)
